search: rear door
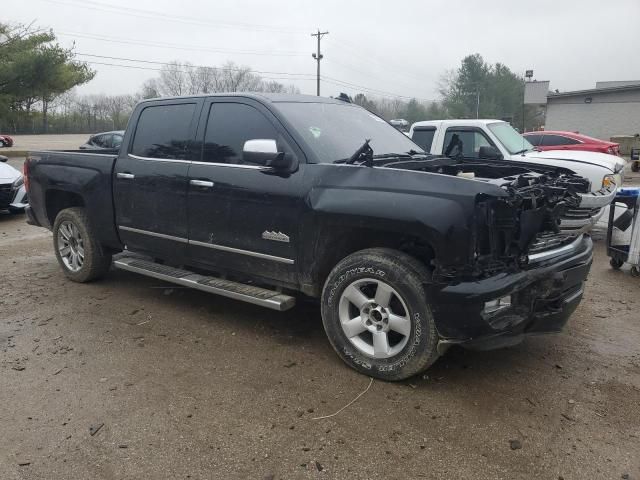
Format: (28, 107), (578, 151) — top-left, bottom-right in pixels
(186, 98), (305, 284)
(114, 99), (201, 261)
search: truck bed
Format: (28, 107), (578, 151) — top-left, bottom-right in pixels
(26, 150), (121, 249)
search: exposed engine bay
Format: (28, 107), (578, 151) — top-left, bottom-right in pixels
(380, 155), (595, 278)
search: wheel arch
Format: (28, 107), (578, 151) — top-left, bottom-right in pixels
(303, 225), (436, 297)
(45, 189), (85, 226)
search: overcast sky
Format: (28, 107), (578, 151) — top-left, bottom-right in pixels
(6, 0), (640, 100)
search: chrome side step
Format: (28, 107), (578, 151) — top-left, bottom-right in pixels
(113, 256), (296, 311)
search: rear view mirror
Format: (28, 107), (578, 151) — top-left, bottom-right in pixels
(243, 139), (291, 170)
(478, 145), (503, 160)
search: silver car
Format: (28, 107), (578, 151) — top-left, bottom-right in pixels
(0, 156), (28, 213)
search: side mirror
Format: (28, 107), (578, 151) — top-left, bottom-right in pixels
(0, 155), (8, 163)
(243, 139), (291, 170)
(478, 145), (503, 160)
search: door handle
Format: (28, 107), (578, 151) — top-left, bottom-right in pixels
(117, 172), (135, 179)
(190, 179), (215, 188)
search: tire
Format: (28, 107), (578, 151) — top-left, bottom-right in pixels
(632, 161), (640, 173)
(321, 248), (439, 381)
(52, 207), (112, 282)
(610, 257), (624, 270)
(631, 266), (640, 278)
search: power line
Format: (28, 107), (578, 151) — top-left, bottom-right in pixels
(311, 29), (329, 96)
(321, 75), (431, 102)
(59, 31), (308, 57)
(38, 0), (309, 34)
(75, 53), (314, 77)
(82, 60), (317, 83)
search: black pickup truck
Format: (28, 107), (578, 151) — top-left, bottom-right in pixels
(25, 93), (597, 380)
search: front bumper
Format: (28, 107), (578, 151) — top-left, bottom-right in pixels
(427, 234), (593, 351)
(0, 183), (28, 211)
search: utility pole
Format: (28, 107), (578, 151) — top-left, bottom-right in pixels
(311, 29), (328, 96)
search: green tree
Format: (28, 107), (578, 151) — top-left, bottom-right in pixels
(0, 23), (95, 133)
(439, 53), (537, 129)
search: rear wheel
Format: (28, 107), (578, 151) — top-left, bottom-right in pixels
(321, 248), (439, 381)
(53, 207), (112, 282)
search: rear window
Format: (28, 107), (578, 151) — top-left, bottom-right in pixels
(542, 134), (580, 146)
(411, 128), (436, 151)
(131, 103), (196, 159)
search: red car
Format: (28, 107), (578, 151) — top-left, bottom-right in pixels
(0, 134), (14, 147)
(524, 130), (620, 156)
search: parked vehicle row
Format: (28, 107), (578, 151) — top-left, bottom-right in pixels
(25, 93), (602, 380)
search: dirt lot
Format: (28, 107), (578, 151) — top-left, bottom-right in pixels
(1, 160), (639, 479)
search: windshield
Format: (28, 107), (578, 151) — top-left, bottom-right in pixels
(488, 122), (534, 154)
(276, 102), (424, 163)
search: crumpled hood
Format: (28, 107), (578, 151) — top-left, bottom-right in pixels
(0, 161), (21, 182)
(523, 149), (624, 173)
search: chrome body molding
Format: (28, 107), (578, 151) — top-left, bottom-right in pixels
(118, 226), (294, 264)
(527, 234), (585, 264)
(189, 239), (294, 264)
(118, 225), (188, 244)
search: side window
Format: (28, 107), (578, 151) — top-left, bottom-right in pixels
(131, 103), (196, 160)
(443, 129), (492, 158)
(411, 128), (436, 151)
(91, 134), (106, 147)
(525, 133), (543, 146)
(542, 134), (580, 146)
(202, 102), (279, 164)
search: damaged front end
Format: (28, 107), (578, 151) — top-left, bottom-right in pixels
(472, 171), (591, 278)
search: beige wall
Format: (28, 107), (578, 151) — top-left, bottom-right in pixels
(545, 89), (640, 140)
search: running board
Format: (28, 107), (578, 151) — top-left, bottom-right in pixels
(113, 256), (296, 311)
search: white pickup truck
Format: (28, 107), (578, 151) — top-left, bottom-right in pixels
(408, 119), (626, 229)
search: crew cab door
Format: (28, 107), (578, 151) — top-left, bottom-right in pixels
(186, 98), (305, 284)
(114, 99), (201, 261)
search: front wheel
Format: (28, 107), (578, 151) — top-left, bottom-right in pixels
(53, 207), (112, 282)
(321, 248), (439, 381)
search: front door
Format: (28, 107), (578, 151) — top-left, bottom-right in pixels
(114, 100), (201, 261)
(187, 99), (305, 284)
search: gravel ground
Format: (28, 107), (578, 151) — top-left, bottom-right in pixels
(1, 159), (639, 479)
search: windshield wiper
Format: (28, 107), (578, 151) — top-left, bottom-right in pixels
(513, 148), (531, 155)
(334, 139), (374, 166)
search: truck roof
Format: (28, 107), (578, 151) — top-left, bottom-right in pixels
(139, 92), (349, 105)
(411, 119), (506, 128)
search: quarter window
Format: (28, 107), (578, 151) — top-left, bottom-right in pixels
(202, 103), (279, 164)
(131, 103), (196, 159)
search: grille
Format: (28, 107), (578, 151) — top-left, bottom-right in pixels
(0, 184), (13, 208)
(528, 232), (577, 254)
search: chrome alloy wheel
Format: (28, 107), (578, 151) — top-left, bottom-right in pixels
(338, 278), (411, 359)
(57, 220), (85, 272)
